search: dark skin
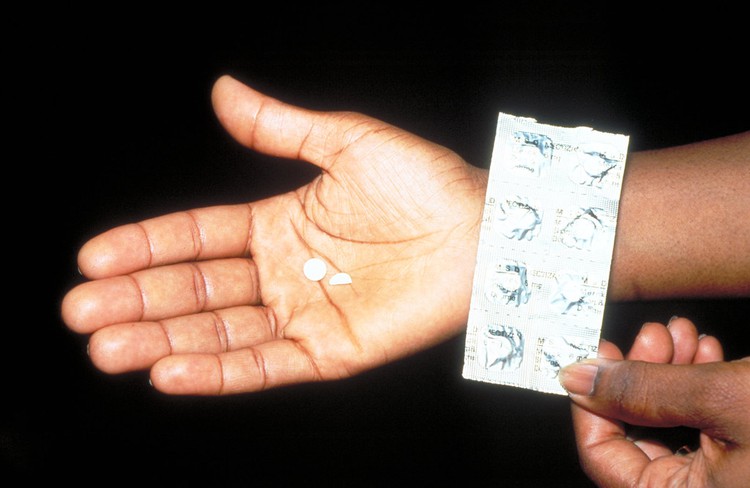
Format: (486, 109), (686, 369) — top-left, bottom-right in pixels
(62, 75), (749, 394)
(562, 318), (750, 487)
(61, 75), (749, 485)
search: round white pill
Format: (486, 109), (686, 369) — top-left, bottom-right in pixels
(303, 258), (327, 281)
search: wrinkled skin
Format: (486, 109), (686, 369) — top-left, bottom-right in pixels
(565, 318), (750, 487)
(62, 75), (487, 395)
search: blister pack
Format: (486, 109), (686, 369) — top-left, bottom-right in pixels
(462, 113), (630, 394)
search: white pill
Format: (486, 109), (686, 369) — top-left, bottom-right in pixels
(329, 272), (352, 285)
(303, 258), (327, 281)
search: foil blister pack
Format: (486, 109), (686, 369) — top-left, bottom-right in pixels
(463, 113), (630, 394)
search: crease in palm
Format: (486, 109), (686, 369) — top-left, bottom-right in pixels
(62, 76), (487, 395)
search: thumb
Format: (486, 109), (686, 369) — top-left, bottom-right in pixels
(559, 357), (750, 443)
(210, 75), (381, 171)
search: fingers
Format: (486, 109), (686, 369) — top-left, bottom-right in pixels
(569, 340), (651, 487)
(569, 339), (625, 446)
(211, 75), (391, 171)
(88, 306), (275, 374)
(695, 334), (724, 363)
(563, 358), (750, 440)
(666, 316), (700, 364)
(568, 321), (733, 487)
(565, 356), (750, 487)
(150, 340), (321, 395)
(664, 317), (723, 363)
(611, 319), (714, 457)
(63, 258), (261, 333)
(626, 317), (722, 365)
(211, 75), (328, 166)
(78, 204), (254, 279)
(74, 76), (401, 281)
(626, 322), (674, 362)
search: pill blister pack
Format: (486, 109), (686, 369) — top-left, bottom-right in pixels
(462, 113), (630, 395)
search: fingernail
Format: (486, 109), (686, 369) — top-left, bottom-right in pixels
(698, 334), (707, 340)
(667, 315), (679, 327)
(559, 361), (599, 396)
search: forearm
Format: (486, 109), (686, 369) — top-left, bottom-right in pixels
(450, 132), (748, 332)
(609, 131), (750, 300)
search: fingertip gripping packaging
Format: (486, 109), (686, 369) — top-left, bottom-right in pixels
(463, 113), (629, 394)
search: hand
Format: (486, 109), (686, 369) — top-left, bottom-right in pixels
(560, 318), (750, 487)
(61, 75), (488, 395)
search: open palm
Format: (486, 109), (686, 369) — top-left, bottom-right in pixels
(62, 75), (488, 395)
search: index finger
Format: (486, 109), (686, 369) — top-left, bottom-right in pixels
(78, 204), (253, 279)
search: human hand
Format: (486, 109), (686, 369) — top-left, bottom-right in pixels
(61, 75), (488, 395)
(560, 318), (750, 487)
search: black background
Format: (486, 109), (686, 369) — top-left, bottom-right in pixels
(9, 6), (749, 486)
